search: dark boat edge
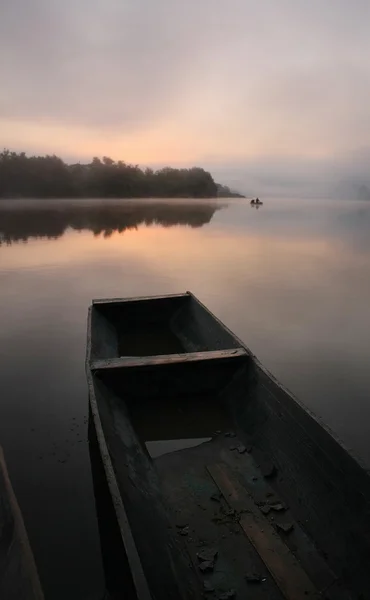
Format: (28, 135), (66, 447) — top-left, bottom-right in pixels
(86, 291), (370, 599)
(184, 291), (370, 475)
(88, 289), (369, 474)
(0, 446), (44, 600)
(86, 306), (153, 600)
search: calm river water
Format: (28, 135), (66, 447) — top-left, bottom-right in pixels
(0, 197), (370, 599)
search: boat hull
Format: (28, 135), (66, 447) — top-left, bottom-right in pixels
(0, 447), (44, 600)
(86, 292), (370, 600)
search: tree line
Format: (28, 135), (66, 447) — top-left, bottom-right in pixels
(0, 150), (227, 199)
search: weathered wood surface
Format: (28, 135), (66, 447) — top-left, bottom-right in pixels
(208, 463), (319, 600)
(89, 377), (203, 600)
(0, 447), (44, 600)
(89, 292), (242, 362)
(156, 434), (285, 599)
(88, 409), (152, 600)
(94, 351), (248, 405)
(93, 294), (189, 328)
(86, 378), (152, 600)
(89, 293), (192, 361)
(87, 305), (119, 361)
(172, 292), (241, 352)
(216, 445), (338, 594)
(237, 364), (370, 597)
(91, 348), (247, 371)
(86, 291), (370, 599)
(186, 292), (370, 597)
(151, 422), (350, 600)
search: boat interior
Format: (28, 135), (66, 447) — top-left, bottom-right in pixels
(87, 294), (370, 600)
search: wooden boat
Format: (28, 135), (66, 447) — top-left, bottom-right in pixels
(0, 447), (44, 600)
(86, 292), (370, 600)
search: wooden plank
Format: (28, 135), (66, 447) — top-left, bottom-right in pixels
(0, 447), (44, 600)
(92, 292), (190, 306)
(91, 348), (247, 371)
(89, 376), (202, 599)
(86, 378), (153, 600)
(207, 463), (320, 600)
(221, 450), (337, 593)
(94, 350), (248, 404)
(242, 367), (370, 597)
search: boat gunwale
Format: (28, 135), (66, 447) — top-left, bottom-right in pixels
(86, 291), (370, 600)
(91, 292), (191, 306)
(86, 306), (153, 600)
(88, 290), (370, 509)
(184, 291), (370, 477)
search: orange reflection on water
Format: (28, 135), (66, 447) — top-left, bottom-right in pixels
(2, 211), (370, 465)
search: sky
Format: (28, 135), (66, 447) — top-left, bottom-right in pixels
(1, 0), (370, 195)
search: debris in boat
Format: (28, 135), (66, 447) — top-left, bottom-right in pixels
(211, 492), (222, 502)
(197, 548), (218, 563)
(230, 442), (252, 453)
(252, 476), (258, 481)
(176, 522), (188, 528)
(266, 494), (280, 504)
(260, 460), (276, 478)
(198, 560), (214, 572)
(212, 514), (222, 524)
(218, 590), (236, 599)
(224, 431), (236, 437)
(203, 580), (215, 593)
(260, 505), (271, 515)
(276, 521), (294, 533)
(213, 507), (240, 525)
(255, 497), (266, 506)
(178, 526), (189, 536)
(270, 503), (285, 512)
(245, 572), (262, 583)
(214, 430), (222, 435)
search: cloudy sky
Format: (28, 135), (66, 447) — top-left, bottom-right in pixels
(1, 0), (370, 193)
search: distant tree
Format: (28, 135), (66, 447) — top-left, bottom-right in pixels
(216, 183), (245, 198)
(0, 150), (224, 199)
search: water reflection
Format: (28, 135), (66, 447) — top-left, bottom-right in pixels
(0, 198), (225, 244)
(1, 197), (370, 600)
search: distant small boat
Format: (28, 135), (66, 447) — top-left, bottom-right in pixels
(86, 292), (370, 600)
(0, 447), (44, 600)
(250, 198), (263, 206)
